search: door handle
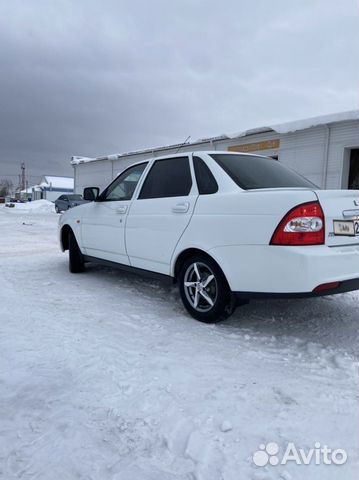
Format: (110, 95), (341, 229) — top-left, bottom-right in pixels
(115, 205), (128, 214)
(172, 202), (190, 213)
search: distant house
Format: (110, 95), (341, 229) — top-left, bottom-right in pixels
(20, 185), (37, 201)
(32, 176), (74, 202)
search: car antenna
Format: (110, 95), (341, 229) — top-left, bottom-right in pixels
(175, 135), (191, 154)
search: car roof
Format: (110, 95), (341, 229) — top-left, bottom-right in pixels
(125, 150), (269, 168)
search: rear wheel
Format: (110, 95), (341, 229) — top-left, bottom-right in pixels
(179, 254), (236, 323)
(69, 231), (85, 273)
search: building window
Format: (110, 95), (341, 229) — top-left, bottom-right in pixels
(348, 149), (359, 190)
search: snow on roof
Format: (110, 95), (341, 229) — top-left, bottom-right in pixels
(70, 157), (92, 165)
(71, 110), (359, 165)
(39, 176), (74, 189)
(20, 185), (44, 193)
(227, 110), (359, 138)
(20, 185), (37, 194)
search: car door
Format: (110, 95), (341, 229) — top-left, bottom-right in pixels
(61, 196), (69, 210)
(126, 155), (198, 274)
(81, 162), (148, 264)
(56, 196), (64, 209)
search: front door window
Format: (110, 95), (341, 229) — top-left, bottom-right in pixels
(100, 163), (148, 201)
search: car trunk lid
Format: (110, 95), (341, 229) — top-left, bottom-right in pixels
(314, 190), (359, 246)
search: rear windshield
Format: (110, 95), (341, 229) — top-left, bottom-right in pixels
(210, 154), (317, 190)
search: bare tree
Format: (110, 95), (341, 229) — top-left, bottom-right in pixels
(0, 179), (13, 197)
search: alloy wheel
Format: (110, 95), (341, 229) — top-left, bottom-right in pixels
(183, 261), (218, 312)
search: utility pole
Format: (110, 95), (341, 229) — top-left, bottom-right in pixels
(20, 163), (26, 191)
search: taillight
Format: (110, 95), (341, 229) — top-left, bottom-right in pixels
(270, 201), (325, 246)
(313, 282), (340, 293)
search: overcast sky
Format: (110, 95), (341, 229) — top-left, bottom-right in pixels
(0, 0), (358, 184)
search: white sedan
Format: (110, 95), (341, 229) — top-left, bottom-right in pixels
(59, 152), (359, 322)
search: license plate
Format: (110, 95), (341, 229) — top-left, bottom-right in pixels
(333, 220), (359, 236)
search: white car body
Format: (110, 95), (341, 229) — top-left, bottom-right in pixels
(59, 151), (359, 317)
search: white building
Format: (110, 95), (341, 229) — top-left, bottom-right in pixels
(31, 176), (74, 201)
(71, 111), (359, 193)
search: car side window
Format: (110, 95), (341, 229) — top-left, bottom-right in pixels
(138, 157), (192, 199)
(193, 156), (218, 194)
(58, 196), (64, 200)
(101, 163), (148, 202)
(63, 196), (68, 201)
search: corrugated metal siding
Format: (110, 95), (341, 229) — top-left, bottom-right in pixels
(73, 120), (359, 193)
(218, 130), (280, 151)
(279, 126), (327, 188)
(74, 160), (113, 193)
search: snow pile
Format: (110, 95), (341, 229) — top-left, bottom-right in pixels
(6, 199), (55, 213)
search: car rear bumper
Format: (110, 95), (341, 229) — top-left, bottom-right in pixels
(208, 243), (359, 294)
(234, 277), (359, 299)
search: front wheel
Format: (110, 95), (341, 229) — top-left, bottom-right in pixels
(69, 231), (85, 273)
(179, 254), (236, 323)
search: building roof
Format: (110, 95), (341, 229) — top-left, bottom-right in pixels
(71, 110), (359, 165)
(39, 176), (74, 189)
(20, 185), (37, 194)
(227, 110), (359, 139)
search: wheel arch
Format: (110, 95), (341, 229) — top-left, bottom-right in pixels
(172, 247), (230, 287)
(60, 224), (74, 251)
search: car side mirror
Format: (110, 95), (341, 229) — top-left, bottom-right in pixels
(83, 187), (100, 201)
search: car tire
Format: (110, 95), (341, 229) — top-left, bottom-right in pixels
(69, 230), (85, 273)
(179, 254), (236, 323)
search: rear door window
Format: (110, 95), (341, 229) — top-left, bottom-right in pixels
(211, 154), (317, 189)
(139, 157), (192, 199)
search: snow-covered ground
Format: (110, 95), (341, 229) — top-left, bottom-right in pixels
(3, 199), (55, 214)
(0, 204), (358, 480)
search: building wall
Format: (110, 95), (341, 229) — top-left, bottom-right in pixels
(32, 189), (74, 202)
(326, 120), (359, 189)
(279, 126), (327, 188)
(74, 160), (114, 195)
(73, 120), (359, 193)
